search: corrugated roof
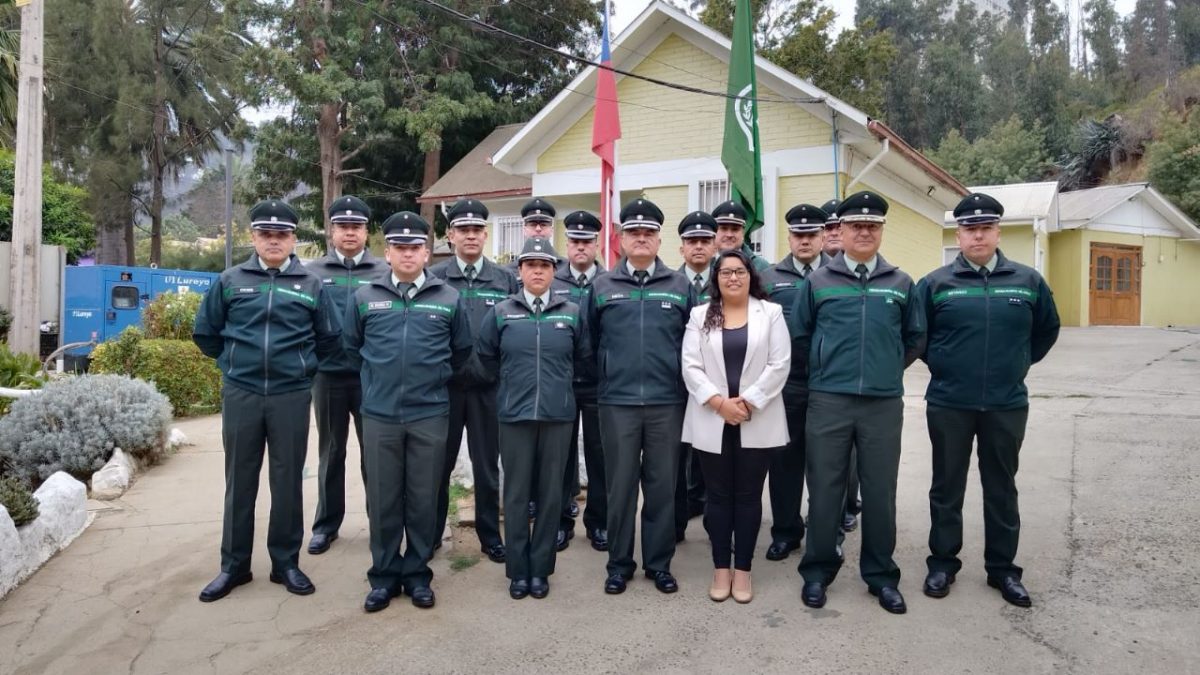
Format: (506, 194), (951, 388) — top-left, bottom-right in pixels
(418, 124), (531, 203)
(942, 182), (1060, 225)
(1057, 183), (1147, 224)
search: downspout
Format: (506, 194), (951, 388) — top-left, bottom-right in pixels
(831, 111), (840, 198)
(845, 138), (890, 193)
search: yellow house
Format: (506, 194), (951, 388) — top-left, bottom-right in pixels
(466, 1), (965, 276)
(944, 182), (1200, 327)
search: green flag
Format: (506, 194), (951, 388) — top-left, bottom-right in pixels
(721, 0), (764, 235)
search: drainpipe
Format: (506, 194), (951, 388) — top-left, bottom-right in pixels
(845, 138), (890, 193)
(831, 112), (840, 197)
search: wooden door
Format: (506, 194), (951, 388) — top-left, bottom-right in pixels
(1089, 243), (1141, 325)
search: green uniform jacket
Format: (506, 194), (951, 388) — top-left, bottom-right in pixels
(477, 293), (592, 423)
(552, 262), (605, 401)
(741, 242), (771, 272)
(194, 254), (341, 396)
(341, 276), (473, 424)
(305, 250), (388, 375)
(428, 256), (518, 387)
(761, 252), (831, 397)
(587, 257), (696, 406)
(916, 250), (1060, 411)
(794, 252), (926, 398)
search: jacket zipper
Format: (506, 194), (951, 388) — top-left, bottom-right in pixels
(981, 271), (991, 408)
(534, 305), (543, 420)
(857, 271), (867, 395)
(639, 279), (646, 402)
(264, 276), (275, 393)
(399, 290), (410, 421)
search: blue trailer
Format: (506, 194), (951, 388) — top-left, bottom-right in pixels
(62, 265), (220, 368)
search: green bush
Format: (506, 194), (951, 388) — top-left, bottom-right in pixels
(0, 343), (45, 416)
(0, 375), (172, 485)
(0, 307), (11, 342)
(91, 327), (221, 417)
(0, 474), (39, 526)
(142, 291), (205, 340)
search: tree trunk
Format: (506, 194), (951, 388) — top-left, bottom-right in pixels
(420, 148), (441, 228)
(149, 14), (167, 267)
(317, 100), (342, 228)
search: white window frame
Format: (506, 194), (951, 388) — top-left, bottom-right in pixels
(494, 215), (524, 263)
(942, 246), (961, 266)
(695, 178), (764, 254)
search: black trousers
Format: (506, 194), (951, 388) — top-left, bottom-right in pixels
(560, 399), (607, 533)
(798, 392), (904, 590)
(311, 371), (366, 536)
(364, 415), (446, 592)
(926, 405), (1028, 581)
(600, 403), (684, 578)
(674, 443), (706, 538)
(219, 386), (311, 575)
(436, 383), (502, 547)
(698, 425), (773, 571)
(501, 421), (573, 580)
(769, 394), (808, 545)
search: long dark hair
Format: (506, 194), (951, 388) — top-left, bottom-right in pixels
(703, 249), (768, 333)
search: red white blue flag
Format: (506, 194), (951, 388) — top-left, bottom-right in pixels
(592, 0), (621, 267)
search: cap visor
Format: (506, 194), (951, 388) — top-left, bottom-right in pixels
(621, 220), (661, 231)
(679, 231), (716, 239)
(565, 231), (600, 240)
(386, 235), (428, 245)
(330, 215), (369, 224)
(956, 216), (1001, 226)
(450, 218), (488, 227)
(251, 222), (296, 231)
(787, 225), (824, 234)
(839, 215), (886, 224)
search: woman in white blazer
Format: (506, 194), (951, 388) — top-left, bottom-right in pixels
(681, 250), (791, 604)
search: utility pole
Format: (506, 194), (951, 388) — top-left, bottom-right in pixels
(8, 0), (44, 356)
(224, 147), (234, 269)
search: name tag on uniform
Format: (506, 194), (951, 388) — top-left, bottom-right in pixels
(322, 278), (335, 284)
(235, 287), (258, 294)
(485, 299), (496, 306)
(554, 321), (569, 330)
(1009, 297), (1024, 305)
(504, 313), (529, 320)
(661, 301), (672, 310)
(368, 300), (393, 310)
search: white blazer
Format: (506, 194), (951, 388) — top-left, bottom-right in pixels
(681, 297), (791, 454)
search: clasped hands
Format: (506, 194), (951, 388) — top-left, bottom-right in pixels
(706, 395), (753, 425)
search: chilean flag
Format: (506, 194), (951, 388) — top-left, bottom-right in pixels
(592, 0), (621, 268)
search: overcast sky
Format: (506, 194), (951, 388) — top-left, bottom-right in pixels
(611, 0), (1139, 36)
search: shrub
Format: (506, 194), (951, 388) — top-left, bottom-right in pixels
(142, 291), (205, 340)
(91, 327), (221, 416)
(0, 307), (11, 342)
(0, 374), (172, 485)
(0, 474), (39, 526)
(0, 344), (45, 416)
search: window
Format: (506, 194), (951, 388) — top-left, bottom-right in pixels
(111, 286), (139, 309)
(943, 247), (961, 265)
(1116, 258), (1133, 292)
(494, 216), (524, 263)
(698, 178), (763, 253)
(1094, 255), (1113, 291)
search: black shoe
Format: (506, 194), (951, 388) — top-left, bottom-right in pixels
(923, 571), (955, 598)
(408, 585), (436, 608)
(870, 586), (907, 614)
(269, 568), (315, 596)
(482, 543), (506, 563)
(604, 573), (628, 594)
(307, 532), (338, 555)
(530, 577), (549, 599)
(841, 513), (858, 532)
(198, 571), (252, 602)
(587, 528), (609, 551)
(364, 587), (396, 613)
(555, 529), (574, 552)
(528, 501), (537, 520)
(988, 576), (1032, 607)
(801, 581), (827, 608)
(765, 540), (800, 561)
(568, 501), (580, 519)
(645, 570), (678, 594)
(509, 579), (530, 600)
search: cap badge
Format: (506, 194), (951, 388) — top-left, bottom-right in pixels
(534, 245), (543, 251)
(271, 216), (279, 222)
(861, 208), (869, 214)
(403, 228), (410, 234)
(975, 209), (983, 215)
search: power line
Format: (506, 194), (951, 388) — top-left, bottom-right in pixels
(354, 0), (824, 106)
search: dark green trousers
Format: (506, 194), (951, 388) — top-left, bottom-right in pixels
(560, 399), (607, 533)
(798, 392), (903, 590)
(219, 385), (311, 575)
(501, 421), (573, 580)
(926, 405), (1028, 580)
(436, 384), (502, 548)
(769, 395), (808, 545)
(311, 371), (366, 536)
(599, 404), (684, 578)
(364, 415), (447, 592)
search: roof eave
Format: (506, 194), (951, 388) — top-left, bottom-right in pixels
(867, 120), (968, 197)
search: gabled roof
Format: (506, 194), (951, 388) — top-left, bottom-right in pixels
(490, 1), (965, 197)
(942, 182), (1059, 227)
(1058, 183), (1200, 238)
(417, 124), (531, 204)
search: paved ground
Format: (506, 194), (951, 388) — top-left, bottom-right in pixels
(1, 327), (1198, 674)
